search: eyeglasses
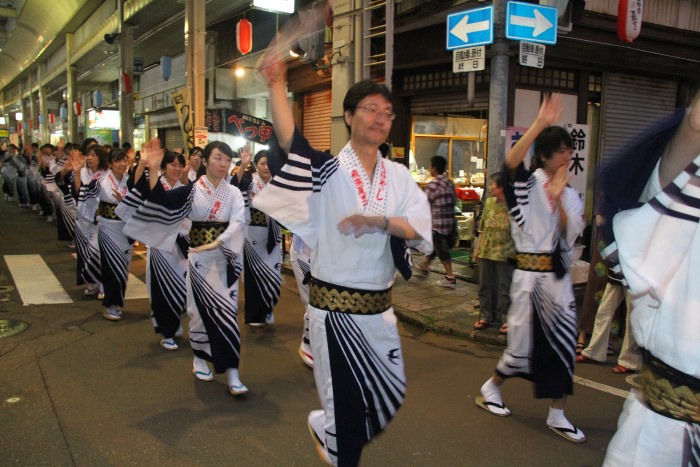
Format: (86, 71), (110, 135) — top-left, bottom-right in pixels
(356, 104), (396, 121)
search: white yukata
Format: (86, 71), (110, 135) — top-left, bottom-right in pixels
(123, 175), (246, 373)
(76, 167), (106, 287)
(94, 170), (133, 309)
(253, 128), (432, 466)
(602, 156), (700, 467)
(290, 235), (312, 359)
(118, 174), (189, 338)
(239, 172), (281, 325)
(497, 164), (584, 399)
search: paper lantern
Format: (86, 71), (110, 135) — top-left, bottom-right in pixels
(160, 55), (172, 81)
(38, 114), (44, 125)
(236, 19), (253, 55)
(93, 90), (103, 108)
(59, 105), (67, 119)
(617, 0), (643, 43)
(48, 113), (55, 124)
(73, 101), (82, 116)
(17, 122), (22, 133)
(121, 72), (131, 94)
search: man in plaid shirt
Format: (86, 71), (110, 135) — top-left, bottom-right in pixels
(416, 155), (457, 287)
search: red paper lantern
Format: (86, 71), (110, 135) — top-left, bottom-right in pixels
(617, 0), (643, 43)
(17, 122), (22, 133)
(73, 101), (82, 116)
(48, 113), (55, 124)
(236, 19), (253, 55)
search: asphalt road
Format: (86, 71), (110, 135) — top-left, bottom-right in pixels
(0, 203), (630, 466)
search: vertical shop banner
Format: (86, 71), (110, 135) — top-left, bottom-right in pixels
(565, 123), (590, 205)
(171, 88), (194, 149)
(205, 109), (274, 145)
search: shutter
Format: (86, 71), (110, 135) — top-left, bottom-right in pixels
(411, 90), (489, 114)
(165, 129), (185, 150)
(303, 88), (332, 151)
(599, 73), (678, 162)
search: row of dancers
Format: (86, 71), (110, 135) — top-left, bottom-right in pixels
(10, 137), (315, 397)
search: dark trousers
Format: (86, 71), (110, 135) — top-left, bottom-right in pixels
(478, 258), (513, 324)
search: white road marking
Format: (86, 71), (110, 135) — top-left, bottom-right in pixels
(70, 253), (149, 300)
(4, 255), (73, 305)
(574, 375), (630, 399)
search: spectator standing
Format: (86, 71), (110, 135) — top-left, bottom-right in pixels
(415, 155), (457, 288)
(472, 172), (515, 333)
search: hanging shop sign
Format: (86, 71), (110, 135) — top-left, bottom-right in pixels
(205, 109), (273, 145)
(194, 126), (208, 148)
(170, 87), (194, 149)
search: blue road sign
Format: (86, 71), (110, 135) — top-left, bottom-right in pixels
(446, 6), (494, 50)
(506, 1), (558, 45)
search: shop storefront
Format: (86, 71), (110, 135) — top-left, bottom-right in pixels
(87, 109), (120, 146)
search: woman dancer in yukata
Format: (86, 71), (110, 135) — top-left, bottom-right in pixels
(123, 140), (249, 396)
(475, 93), (587, 444)
(118, 150), (189, 350)
(77, 149), (133, 321)
(73, 143), (108, 299)
(233, 148), (281, 327)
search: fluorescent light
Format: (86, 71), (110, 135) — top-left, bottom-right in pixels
(252, 0), (294, 14)
(15, 112), (22, 120)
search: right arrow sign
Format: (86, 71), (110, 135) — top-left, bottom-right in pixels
(506, 1), (558, 45)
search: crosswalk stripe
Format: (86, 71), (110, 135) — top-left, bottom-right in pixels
(574, 375), (630, 399)
(4, 255), (73, 305)
(70, 253), (149, 300)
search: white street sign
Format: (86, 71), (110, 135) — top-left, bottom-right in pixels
(453, 47), (486, 72)
(519, 41), (545, 68)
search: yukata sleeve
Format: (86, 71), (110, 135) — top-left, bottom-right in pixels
(123, 182), (193, 251)
(395, 165), (433, 255)
(561, 186), (585, 248)
(77, 178), (100, 222)
(115, 172), (150, 222)
(217, 186), (247, 286)
(502, 161), (534, 231)
(252, 127), (333, 250)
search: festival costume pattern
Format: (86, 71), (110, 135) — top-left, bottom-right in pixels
(602, 154), (700, 466)
(124, 175), (246, 373)
(252, 128), (432, 465)
(497, 164), (584, 399)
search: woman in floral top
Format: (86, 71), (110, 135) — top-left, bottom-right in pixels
(473, 172), (515, 333)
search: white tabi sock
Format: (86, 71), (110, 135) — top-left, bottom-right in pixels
(480, 378), (504, 404)
(547, 407), (586, 443)
(227, 368), (242, 387)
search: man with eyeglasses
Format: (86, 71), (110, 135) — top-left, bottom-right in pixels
(255, 58), (432, 466)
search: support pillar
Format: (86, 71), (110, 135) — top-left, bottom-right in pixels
(118, 0), (134, 146)
(486, 1), (509, 177)
(185, 0), (206, 148)
(65, 33), (79, 142)
(28, 72), (37, 144)
(329, 0), (357, 155)
(37, 66), (49, 144)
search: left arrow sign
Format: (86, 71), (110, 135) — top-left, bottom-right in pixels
(450, 15), (490, 42)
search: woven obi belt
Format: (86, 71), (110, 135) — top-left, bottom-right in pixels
(249, 207), (268, 227)
(189, 221), (229, 248)
(309, 276), (392, 315)
(515, 252), (554, 272)
(640, 350), (700, 424)
(97, 202), (120, 220)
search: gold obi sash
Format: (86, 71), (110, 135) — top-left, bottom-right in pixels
(189, 221), (229, 248)
(249, 207), (268, 227)
(641, 350), (700, 424)
(515, 252), (554, 272)
(97, 202), (120, 220)
(309, 277), (392, 315)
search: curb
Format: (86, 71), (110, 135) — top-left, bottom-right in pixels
(393, 306), (507, 347)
